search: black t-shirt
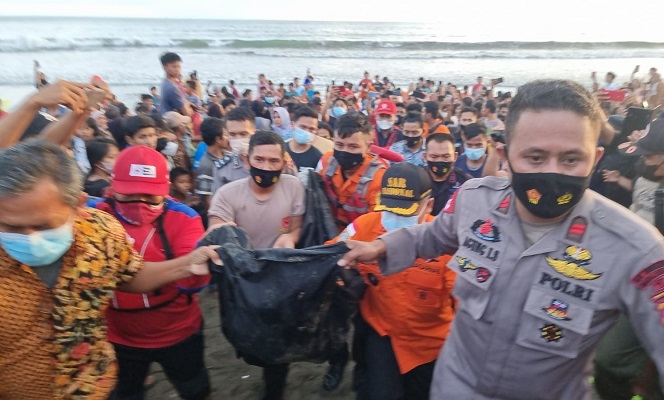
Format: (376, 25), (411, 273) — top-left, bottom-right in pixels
(431, 168), (472, 216)
(287, 144), (323, 170)
(84, 179), (110, 198)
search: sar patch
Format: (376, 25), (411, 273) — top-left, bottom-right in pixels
(546, 245), (601, 281)
(541, 324), (563, 342)
(456, 256), (492, 283)
(471, 219), (501, 242)
(543, 299), (572, 321)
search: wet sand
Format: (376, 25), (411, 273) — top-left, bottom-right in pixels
(147, 291), (355, 399)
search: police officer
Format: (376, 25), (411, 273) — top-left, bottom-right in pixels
(318, 112), (388, 232)
(210, 107), (255, 194)
(339, 80), (664, 399)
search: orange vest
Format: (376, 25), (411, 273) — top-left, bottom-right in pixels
(328, 212), (456, 373)
(319, 152), (387, 231)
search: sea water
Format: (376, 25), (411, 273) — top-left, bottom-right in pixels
(0, 17), (662, 107)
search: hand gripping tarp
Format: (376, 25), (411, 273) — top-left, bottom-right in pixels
(199, 225), (364, 365)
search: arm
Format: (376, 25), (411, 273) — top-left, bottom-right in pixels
(482, 143), (502, 177)
(322, 87), (339, 123)
(339, 188), (462, 275)
(41, 108), (91, 146)
(621, 242), (664, 388)
(0, 81), (90, 148)
(602, 170), (634, 192)
(206, 186), (237, 230)
(119, 246), (219, 293)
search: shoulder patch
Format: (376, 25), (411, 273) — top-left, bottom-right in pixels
(462, 176), (510, 191)
(589, 195), (655, 250)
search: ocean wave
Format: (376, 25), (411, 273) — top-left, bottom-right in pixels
(225, 39), (664, 51)
(226, 49), (664, 60)
(2, 35), (664, 53)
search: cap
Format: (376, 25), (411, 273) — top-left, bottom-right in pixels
(163, 111), (191, 128)
(618, 119), (664, 156)
(375, 163), (432, 216)
(112, 146), (170, 195)
(376, 100), (397, 116)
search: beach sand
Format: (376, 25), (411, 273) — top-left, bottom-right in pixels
(147, 291), (355, 399)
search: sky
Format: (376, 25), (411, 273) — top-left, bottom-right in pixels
(2, 0), (664, 27)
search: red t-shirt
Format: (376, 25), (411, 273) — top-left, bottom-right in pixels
(96, 199), (209, 348)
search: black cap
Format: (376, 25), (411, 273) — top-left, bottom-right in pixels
(618, 119), (664, 156)
(375, 163), (432, 216)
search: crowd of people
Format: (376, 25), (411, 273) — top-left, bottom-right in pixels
(0, 50), (664, 400)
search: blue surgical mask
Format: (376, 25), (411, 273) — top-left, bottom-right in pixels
(293, 128), (314, 145)
(381, 212), (419, 232)
(265, 97), (275, 104)
(333, 107), (347, 117)
(465, 147), (486, 161)
(0, 220), (74, 267)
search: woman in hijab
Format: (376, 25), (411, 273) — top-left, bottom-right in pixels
(271, 107), (293, 140)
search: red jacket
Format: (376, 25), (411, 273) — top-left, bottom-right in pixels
(96, 199), (209, 348)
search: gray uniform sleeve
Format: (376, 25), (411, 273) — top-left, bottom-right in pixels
(620, 238), (664, 384)
(378, 188), (462, 276)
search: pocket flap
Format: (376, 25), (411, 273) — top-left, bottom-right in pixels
(523, 286), (594, 336)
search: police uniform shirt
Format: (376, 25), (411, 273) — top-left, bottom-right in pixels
(377, 176), (664, 400)
(210, 151), (250, 195)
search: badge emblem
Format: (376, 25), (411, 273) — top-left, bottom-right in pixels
(541, 324), (563, 342)
(471, 219), (501, 242)
(527, 188), (542, 205)
(546, 245), (601, 280)
(557, 193), (573, 205)
(456, 256), (492, 283)
(543, 299), (572, 321)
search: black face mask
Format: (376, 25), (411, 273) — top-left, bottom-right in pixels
(641, 163), (664, 183)
(405, 136), (422, 148)
(511, 171), (590, 219)
(250, 166), (281, 188)
(428, 161), (452, 178)
(156, 137), (168, 152)
(334, 149), (364, 171)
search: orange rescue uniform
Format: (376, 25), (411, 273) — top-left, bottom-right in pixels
(328, 212), (456, 373)
(318, 152), (388, 231)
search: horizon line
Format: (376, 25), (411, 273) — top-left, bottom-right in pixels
(0, 15), (408, 23)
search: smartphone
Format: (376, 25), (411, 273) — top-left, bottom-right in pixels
(332, 80), (335, 85)
(439, 81), (442, 86)
(389, 89), (402, 96)
(368, 91), (380, 99)
(335, 85), (346, 92)
(84, 88), (105, 108)
(412, 91), (427, 100)
(600, 89), (627, 102)
(491, 77), (504, 85)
